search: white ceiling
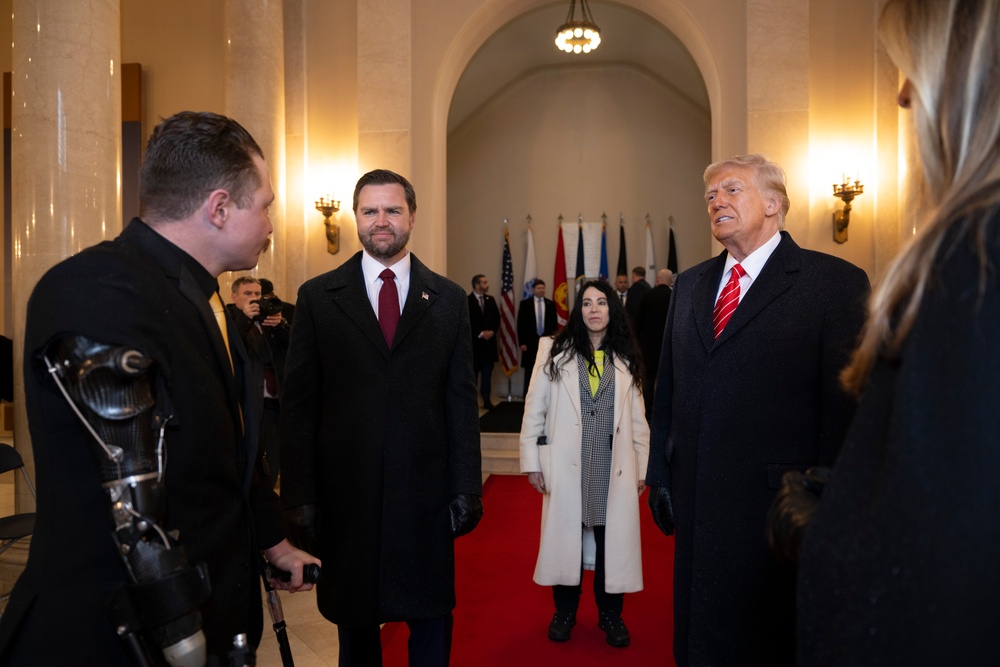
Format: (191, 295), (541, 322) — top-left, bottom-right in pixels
(447, 1), (710, 134)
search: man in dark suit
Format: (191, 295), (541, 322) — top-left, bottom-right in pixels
(0, 112), (318, 666)
(516, 278), (558, 396)
(625, 266), (651, 325)
(634, 268), (673, 420)
(469, 273), (501, 409)
(645, 154), (870, 666)
(280, 169), (483, 667)
(228, 276), (290, 488)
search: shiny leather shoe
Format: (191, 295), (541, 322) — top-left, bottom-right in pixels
(547, 610), (576, 642)
(598, 612), (630, 647)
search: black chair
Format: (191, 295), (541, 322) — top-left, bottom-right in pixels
(0, 443), (35, 558)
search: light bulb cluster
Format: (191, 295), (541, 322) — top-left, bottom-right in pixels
(555, 20), (602, 54)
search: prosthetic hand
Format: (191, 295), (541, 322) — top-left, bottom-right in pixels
(648, 485), (675, 536)
(449, 494), (483, 537)
(46, 336), (211, 667)
(766, 466), (832, 565)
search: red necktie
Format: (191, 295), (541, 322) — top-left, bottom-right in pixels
(713, 263), (746, 338)
(378, 269), (400, 346)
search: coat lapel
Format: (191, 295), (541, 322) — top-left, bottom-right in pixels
(715, 233), (799, 346)
(325, 252), (391, 357)
(179, 270), (237, 385)
(393, 255), (436, 350)
(692, 253), (728, 351)
(611, 354), (629, 432)
(553, 348), (582, 423)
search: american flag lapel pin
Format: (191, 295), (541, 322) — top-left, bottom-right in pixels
(421, 292), (429, 300)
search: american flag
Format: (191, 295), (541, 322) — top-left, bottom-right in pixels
(499, 226), (519, 376)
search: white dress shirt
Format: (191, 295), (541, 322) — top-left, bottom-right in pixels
(714, 231), (782, 305)
(361, 249), (411, 318)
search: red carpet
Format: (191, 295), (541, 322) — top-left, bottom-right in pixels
(381, 474), (677, 666)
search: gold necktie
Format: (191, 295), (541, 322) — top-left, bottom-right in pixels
(209, 292), (234, 374)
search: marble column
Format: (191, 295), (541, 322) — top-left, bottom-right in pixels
(10, 0), (122, 511)
(224, 0), (287, 296)
(357, 0), (411, 175)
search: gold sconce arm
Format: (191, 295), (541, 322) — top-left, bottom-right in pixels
(316, 196), (341, 255)
(832, 180), (863, 244)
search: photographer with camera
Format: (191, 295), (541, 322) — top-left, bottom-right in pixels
(229, 276), (289, 488)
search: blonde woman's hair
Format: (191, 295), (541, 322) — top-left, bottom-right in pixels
(842, 0), (1000, 394)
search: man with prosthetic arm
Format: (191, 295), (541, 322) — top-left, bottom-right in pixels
(0, 112), (320, 667)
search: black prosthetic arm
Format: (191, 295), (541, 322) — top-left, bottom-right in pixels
(45, 336), (211, 667)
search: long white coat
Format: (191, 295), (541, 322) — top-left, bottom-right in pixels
(520, 336), (649, 593)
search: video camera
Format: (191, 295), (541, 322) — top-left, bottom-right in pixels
(251, 296), (284, 322)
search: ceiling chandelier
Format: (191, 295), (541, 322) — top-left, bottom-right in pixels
(554, 0), (602, 54)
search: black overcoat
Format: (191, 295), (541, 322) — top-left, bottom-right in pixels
(635, 283), (672, 418)
(0, 220), (286, 663)
(798, 219), (1000, 665)
(646, 232), (869, 666)
(280, 252), (482, 627)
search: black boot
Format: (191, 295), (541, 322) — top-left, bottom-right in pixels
(598, 611), (630, 647)
(547, 610), (576, 642)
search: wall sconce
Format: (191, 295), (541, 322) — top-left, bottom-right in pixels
(832, 178), (864, 244)
(316, 196), (341, 254)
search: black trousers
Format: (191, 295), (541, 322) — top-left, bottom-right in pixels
(337, 613), (453, 667)
(552, 525), (624, 616)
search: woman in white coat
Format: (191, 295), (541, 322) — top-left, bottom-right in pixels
(520, 280), (649, 647)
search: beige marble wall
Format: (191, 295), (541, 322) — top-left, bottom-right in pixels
(0, 0), (917, 329)
(300, 0), (360, 280)
(10, 0), (122, 509)
(121, 0), (225, 131)
(747, 0), (809, 258)
(357, 0), (412, 258)
(283, 0), (307, 294)
(225, 0), (287, 295)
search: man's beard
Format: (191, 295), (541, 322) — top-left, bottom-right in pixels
(360, 228), (409, 260)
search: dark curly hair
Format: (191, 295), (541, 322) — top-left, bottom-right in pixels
(546, 280), (643, 389)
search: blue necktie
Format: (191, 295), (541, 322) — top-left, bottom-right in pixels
(536, 298), (544, 336)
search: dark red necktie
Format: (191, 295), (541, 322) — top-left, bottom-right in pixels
(712, 263), (746, 338)
(378, 268), (399, 346)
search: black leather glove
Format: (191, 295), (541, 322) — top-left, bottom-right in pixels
(284, 503), (321, 556)
(766, 466), (832, 565)
(449, 494), (483, 537)
(648, 485), (675, 536)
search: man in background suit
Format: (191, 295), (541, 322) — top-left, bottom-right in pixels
(625, 266), (651, 325)
(280, 169), (483, 667)
(228, 276), (290, 488)
(0, 111), (318, 665)
(645, 154), (870, 666)
(469, 273), (501, 409)
(614, 274), (630, 306)
(260, 277), (296, 325)
(634, 268), (673, 420)
(516, 278), (557, 396)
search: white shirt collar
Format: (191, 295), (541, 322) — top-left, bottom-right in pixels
(722, 230), (782, 282)
(361, 250), (411, 312)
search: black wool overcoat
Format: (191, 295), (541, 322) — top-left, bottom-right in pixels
(0, 220), (285, 663)
(280, 251), (482, 627)
(646, 232), (869, 666)
(798, 218), (1000, 665)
